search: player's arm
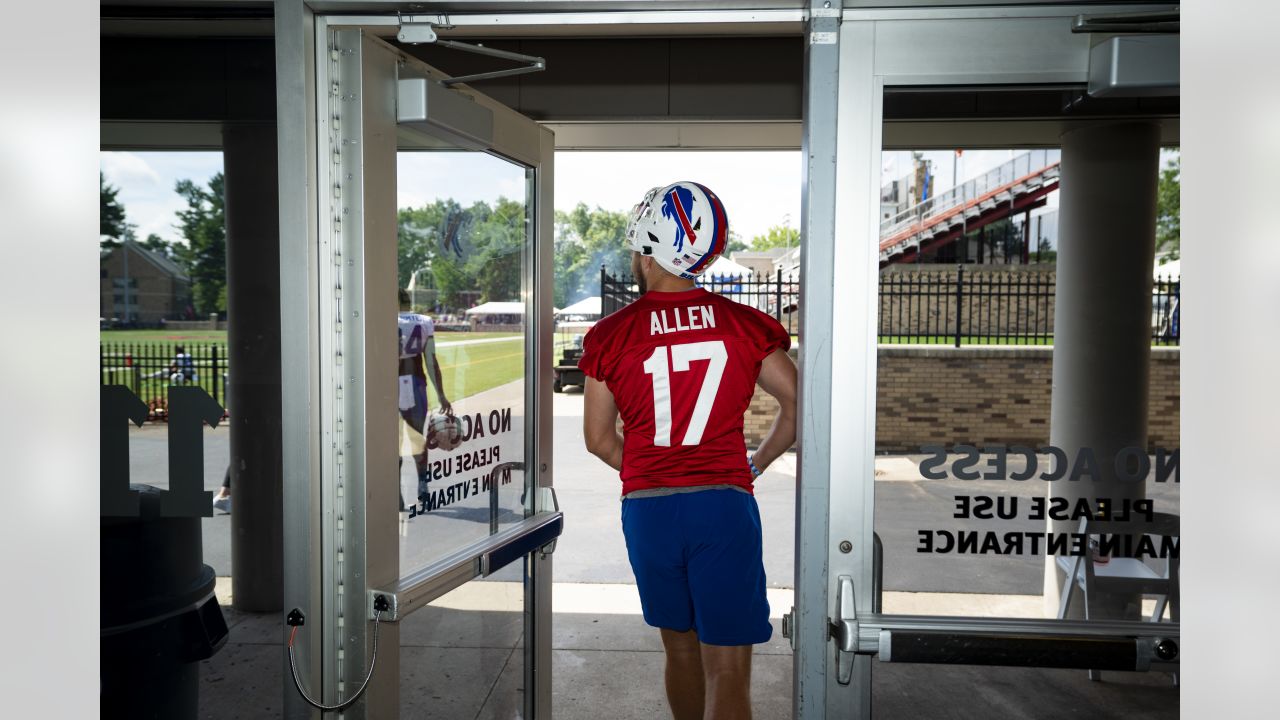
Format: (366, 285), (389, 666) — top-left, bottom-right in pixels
(423, 337), (452, 415)
(751, 348), (798, 473)
(583, 377), (623, 472)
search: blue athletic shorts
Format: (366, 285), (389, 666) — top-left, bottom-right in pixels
(621, 488), (772, 646)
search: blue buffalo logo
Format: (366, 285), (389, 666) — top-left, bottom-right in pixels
(661, 186), (702, 253)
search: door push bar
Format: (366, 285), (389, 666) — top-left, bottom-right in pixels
(370, 486), (562, 622)
(831, 575), (1179, 686)
(395, 15), (546, 85)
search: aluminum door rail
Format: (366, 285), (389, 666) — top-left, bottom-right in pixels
(369, 508), (563, 622)
(832, 575), (1179, 685)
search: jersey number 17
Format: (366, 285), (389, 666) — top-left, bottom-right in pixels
(641, 340), (728, 447)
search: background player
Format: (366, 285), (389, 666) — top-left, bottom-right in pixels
(579, 181), (798, 720)
(398, 289), (453, 514)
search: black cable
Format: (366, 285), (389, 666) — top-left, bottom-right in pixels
(287, 609), (383, 713)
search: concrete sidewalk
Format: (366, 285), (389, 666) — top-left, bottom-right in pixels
(121, 390), (1178, 717)
(200, 579), (1177, 719)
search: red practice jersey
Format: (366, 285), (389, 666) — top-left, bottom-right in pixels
(578, 287), (791, 495)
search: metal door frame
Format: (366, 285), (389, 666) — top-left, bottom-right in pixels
(276, 7), (557, 717)
(794, 4), (1179, 718)
(274, 2), (1179, 719)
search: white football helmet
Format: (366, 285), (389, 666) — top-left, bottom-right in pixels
(428, 412), (462, 451)
(626, 181), (729, 280)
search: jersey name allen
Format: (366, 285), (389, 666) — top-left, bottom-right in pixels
(649, 305), (717, 336)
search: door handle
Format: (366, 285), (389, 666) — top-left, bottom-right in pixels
(834, 574), (857, 686)
(536, 486), (560, 558)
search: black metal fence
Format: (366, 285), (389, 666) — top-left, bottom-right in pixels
(601, 266), (801, 335)
(601, 265), (1180, 347)
(1151, 275), (1180, 346)
(100, 342), (229, 420)
(879, 267), (1057, 345)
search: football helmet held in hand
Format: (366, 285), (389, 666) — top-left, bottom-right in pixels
(428, 412), (462, 451)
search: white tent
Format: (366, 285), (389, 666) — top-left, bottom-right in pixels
(464, 301), (525, 316)
(703, 255), (754, 278)
(1153, 258), (1180, 279)
(555, 296), (601, 317)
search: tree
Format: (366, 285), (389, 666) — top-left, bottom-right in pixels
(725, 230), (749, 254)
(398, 197), (531, 308)
(173, 173), (227, 316)
(552, 203), (632, 308)
(100, 172), (135, 246)
(398, 199), (460, 290)
(750, 224), (800, 252)
(466, 197), (526, 303)
(1156, 153), (1180, 260)
(140, 233), (176, 260)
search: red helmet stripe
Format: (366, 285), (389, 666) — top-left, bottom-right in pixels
(667, 189), (698, 245)
(687, 183), (727, 274)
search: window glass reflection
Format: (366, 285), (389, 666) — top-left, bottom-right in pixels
(396, 151), (531, 573)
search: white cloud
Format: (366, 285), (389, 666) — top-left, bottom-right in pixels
(104, 149), (803, 247)
(398, 151), (527, 209)
(100, 151), (223, 244)
(105, 147), (1074, 253)
(100, 151), (161, 186)
(555, 151), (802, 242)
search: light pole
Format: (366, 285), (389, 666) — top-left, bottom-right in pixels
(122, 239), (131, 325)
(408, 266), (433, 311)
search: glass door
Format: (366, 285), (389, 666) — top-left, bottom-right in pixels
(281, 20), (556, 719)
(795, 8), (1179, 719)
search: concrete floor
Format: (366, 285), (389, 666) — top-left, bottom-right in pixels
(199, 596), (1176, 719)
(119, 389), (1179, 718)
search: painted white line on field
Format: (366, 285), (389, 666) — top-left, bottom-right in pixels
(436, 335), (523, 349)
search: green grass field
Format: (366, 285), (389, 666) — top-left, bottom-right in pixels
(100, 329), (519, 344)
(101, 328), (229, 344)
(433, 337), (524, 401)
(101, 329), (1171, 411)
(100, 329), (526, 405)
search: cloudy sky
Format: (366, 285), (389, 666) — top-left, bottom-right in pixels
(100, 147), (1177, 248)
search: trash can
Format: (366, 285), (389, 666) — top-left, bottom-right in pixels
(101, 484), (228, 719)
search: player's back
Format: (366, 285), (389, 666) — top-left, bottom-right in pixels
(398, 312), (435, 360)
(579, 287), (790, 495)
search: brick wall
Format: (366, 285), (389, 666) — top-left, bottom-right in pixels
(742, 346), (1180, 452)
(100, 244), (191, 324)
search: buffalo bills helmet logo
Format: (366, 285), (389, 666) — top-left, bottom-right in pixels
(661, 186), (701, 253)
(626, 181), (728, 279)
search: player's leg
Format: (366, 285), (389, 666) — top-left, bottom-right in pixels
(699, 643), (753, 719)
(685, 489), (771, 719)
(407, 377), (431, 507)
(213, 466), (231, 513)
(621, 495), (701, 718)
(660, 628), (705, 720)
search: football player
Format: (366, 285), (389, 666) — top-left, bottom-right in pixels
(579, 181), (798, 720)
(398, 289), (453, 514)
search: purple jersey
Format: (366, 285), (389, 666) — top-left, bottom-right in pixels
(398, 312), (435, 360)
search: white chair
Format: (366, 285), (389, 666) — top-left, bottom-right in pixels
(1056, 510), (1179, 681)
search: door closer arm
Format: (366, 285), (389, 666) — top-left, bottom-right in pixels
(396, 15), (546, 86)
